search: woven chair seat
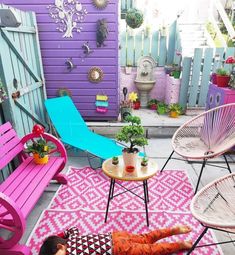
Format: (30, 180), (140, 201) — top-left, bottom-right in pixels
(172, 103), (235, 160)
(190, 173), (235, 234)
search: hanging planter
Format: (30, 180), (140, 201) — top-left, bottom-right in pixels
(125, 8), (144, 29)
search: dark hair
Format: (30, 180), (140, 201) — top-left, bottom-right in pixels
(39, 235), (67, 255)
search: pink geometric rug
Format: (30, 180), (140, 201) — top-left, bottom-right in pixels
(27, 167), (223, 255)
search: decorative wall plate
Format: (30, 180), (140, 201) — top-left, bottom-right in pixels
(57, 88), (72, 97)
(92, 0), (109, 9)
(88, 67), (104, 83)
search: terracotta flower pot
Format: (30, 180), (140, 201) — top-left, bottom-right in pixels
(216, 75), (230, 87)
(33, 153), (49, 164)
(122, 150), (138, 167)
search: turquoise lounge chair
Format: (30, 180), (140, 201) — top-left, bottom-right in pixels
(45, 96), (124, 168)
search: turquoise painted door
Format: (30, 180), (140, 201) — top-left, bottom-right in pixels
(0, 4), (47, 137)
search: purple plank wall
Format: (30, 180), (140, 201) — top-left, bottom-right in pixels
(3, 0), (119, 120)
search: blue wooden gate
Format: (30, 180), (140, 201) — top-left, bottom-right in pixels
(0, 4), (47, 137)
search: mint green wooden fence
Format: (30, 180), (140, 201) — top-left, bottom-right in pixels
(179, 47), (235, 108)
(120, 21), (179, 67)
(0, 4), (47, 138)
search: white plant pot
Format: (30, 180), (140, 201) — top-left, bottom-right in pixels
(122, 150), (138, 167)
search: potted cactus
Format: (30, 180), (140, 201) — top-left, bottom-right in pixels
(141, 156), (148, 166)
(116, 116), (148, 168)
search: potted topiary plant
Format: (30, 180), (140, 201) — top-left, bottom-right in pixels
(125, 8), (144, 29)
(168, 103), (183, 118)
(157, 102), (168, 115)
(147, 99), (158, 110)
(216, 68), (230, 87)
(116, 115), (148, 168)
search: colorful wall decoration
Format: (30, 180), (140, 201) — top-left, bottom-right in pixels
(4, 0), (119, 120)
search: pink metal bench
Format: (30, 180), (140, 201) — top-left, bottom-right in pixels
(0, 122), (68, 255)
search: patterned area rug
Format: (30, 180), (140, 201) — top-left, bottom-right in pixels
(27, 167), (223, 255)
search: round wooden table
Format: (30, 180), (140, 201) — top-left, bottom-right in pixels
(102, 156), (158, 226)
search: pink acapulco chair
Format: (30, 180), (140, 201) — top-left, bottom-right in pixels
(160, 103), (235, 193)
(187, 173), (235, 254)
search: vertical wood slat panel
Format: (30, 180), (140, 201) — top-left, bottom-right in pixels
(151, 31), (159, 63)
(126, 33), (134, 66)
(120, 30), (162, 66)
(198, 48), (214, 107)
(167, 20), (177, 65)
(188, 48), (203, 107)
(135, 32), (142, 65)
(213, 47), (225, 72)
(179, 57), (192, 108)
(120, 30), (127, 66)
(158, 35), (167, 66)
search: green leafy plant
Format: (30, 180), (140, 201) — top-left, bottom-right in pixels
(157, 102), (168, 114)
(25, 138), (54, 158)
(116, 115), (148, 153)
(168, 103), (183, 114)
(216, 68), (230, 76)
(125, 8), (144, 29)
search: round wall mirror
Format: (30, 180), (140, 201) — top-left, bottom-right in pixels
(88, 67), (104, 83)
(92, 0), (109, 9)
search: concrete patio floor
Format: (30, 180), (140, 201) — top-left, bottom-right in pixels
(22, 137), (235, 254)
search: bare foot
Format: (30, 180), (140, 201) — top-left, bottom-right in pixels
(172, 225), (192, 235)
(181, 241), (193, 249)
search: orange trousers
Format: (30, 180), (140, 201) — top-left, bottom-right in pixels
(112, 228), (188, 255)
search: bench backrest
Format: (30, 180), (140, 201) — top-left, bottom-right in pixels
(0, 122), (23, 170)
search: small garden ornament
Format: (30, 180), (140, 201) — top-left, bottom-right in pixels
(96, 19), (109, 47)
(116, 115), (148, 168)
(141, 156), (148, 166)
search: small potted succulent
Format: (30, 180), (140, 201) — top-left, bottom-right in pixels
(112, 156), (119, 165)
(168, 103), (183, 118)
(157, 102), (168, 115)
(147, 99), (158, 110)
(141, 156), (148, 166)
(116, 115), (148, 168)
(216, 68), (230, 87)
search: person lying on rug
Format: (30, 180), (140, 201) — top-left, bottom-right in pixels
(39, 225), (192, 255)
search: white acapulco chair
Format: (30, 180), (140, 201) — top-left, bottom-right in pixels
(160, 103), (235, 193)
(187, 173), (235, 254)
